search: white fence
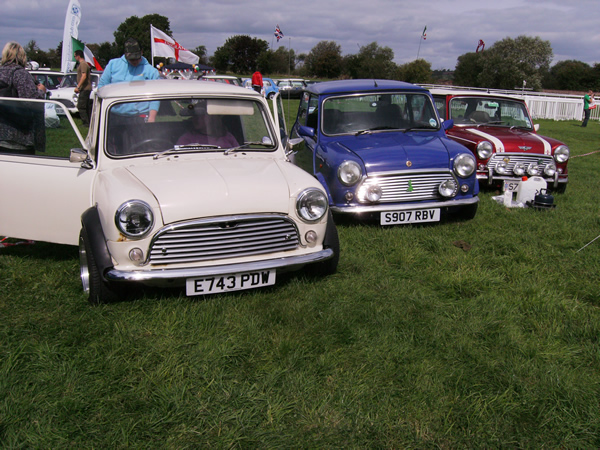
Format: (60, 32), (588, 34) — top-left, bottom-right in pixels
(420, 84), (599, 122)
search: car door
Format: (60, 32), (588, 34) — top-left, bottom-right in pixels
(0, 98), (93, 246)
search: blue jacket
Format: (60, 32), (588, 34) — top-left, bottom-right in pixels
(98, 55), (159, 87)
(98, 55), (160, 116)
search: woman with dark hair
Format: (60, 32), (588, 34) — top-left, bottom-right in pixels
(0, 41), (47, 154)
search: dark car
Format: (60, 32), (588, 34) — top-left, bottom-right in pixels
(290, 79), (479, 225)
(276, 78), (307, 99)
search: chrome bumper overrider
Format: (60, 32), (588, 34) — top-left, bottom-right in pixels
(330, 196), (479, 214)
(105, 248), (334, 283)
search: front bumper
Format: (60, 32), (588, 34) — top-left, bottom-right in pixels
(330, 196), (478, 214)
(478, 170), (567, 188)
(105, 248), (334, 284)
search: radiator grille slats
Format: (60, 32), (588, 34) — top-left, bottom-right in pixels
(149, 217), (299, 265)
(362, 172), (454, 202)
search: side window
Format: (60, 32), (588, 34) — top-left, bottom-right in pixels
(297, 92), (310, 126)
(0, 99), (80, 158)
(434, 97), (446, 121)
(306, 96), (319, 130)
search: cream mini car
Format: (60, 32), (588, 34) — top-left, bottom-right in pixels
(0, 80), (339, 304)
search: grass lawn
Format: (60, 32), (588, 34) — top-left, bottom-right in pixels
(1, 115), (600, 447)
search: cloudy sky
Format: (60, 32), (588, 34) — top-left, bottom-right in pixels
(1, 0), (599, 70)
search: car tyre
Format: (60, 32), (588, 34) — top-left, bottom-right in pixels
(458, 202), (478, 221)
(310, 211), (339, 276)
(267, 92), (275, 100)
(79, 229), (121, 305)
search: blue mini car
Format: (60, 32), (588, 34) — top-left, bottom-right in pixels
(290, 79), (479, 225)
(242, 77), (280, 99)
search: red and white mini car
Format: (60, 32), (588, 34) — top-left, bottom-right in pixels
(430, 89), (569, 192)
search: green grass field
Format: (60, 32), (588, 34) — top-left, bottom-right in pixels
(1, 116), (600, 447)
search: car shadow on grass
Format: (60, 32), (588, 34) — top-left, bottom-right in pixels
(0, 240), (77, 262)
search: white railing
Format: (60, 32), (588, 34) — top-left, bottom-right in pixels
(420, 84), (599, 122)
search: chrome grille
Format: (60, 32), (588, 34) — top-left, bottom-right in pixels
(362, 172), (455, 202)
(488, 153), (553, 171)
(148, 216), (300, 265)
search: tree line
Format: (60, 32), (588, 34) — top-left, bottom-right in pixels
(23, 14), (600, 92)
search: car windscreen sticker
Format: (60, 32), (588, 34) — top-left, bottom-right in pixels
(429, 118), (437, 127)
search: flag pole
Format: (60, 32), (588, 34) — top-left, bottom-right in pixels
(150, 24), (155, 67)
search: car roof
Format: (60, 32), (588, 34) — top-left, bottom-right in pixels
(28, 70), (66, 75)
(306, 79), (427, 96)
(428, 88), (522, 101)
(97, 79), (262, 100)
(202, 75), (239, 79)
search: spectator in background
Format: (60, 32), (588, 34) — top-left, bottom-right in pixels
(251, 71), (263, 95)
(74, 49), (92, 126)
(582, 89), (595, 127)
(98, 38), (160, 122)
(0, 41), (47, 154)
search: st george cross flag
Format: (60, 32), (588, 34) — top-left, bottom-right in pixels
(72, 37), (103, 71)
(151, 25), (199, 65)
(274, 25), (284, 42)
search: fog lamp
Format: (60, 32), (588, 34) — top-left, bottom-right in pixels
(527, 163), (541, 176)
(439, 179), (457, 197)
(495, 161), (508, 175)
(513, 163), (526, 176)
(460, 184), (470, 193)
(544, 163), (556, 177)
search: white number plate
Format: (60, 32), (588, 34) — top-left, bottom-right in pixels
(186, 270), (276, 296)
(381, 209), (440, 225)
(504, 181), (520, 192)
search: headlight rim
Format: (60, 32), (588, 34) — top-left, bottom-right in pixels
(115, 199), (155, 239)
(476, 141), (493, 160)
(337, 160), (363, 186)
(554, 145), (570, 163)
(453, 153), (476, 178)
(296, 188), (329, 223)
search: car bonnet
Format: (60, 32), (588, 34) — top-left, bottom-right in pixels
(455, 126), (554, 155)
(330, 133), (453, 173)
(124, 158), (291, 224)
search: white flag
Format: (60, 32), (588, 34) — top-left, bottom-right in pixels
(61, 0), (81, 73)
(150, 25), (199, 65)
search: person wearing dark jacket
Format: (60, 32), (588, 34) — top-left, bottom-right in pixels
(0, 41), (47, 154)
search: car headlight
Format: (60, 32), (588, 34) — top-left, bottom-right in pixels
(439, 179), (458, 197)
(554, 145), (569, 163)
(476, 141), (493, 159)
(296, 189), (328, 222)
(338, 160), (362, 186)
(453, 153), (476, 178)
(115, 200), (154, 238)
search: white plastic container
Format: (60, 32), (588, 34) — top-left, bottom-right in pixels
(516, 176), (547, 203)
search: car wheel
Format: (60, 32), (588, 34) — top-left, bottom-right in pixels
(267, 92), (275, 100)
(458, 202), (478, 221)
(79, 229), (121, 305)
(310, 210), (339, 276)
